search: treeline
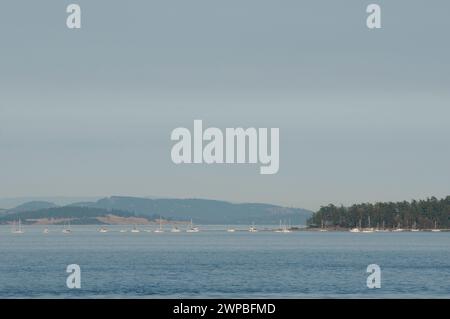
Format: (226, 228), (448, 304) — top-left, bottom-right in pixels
(308, 196), (450, 229)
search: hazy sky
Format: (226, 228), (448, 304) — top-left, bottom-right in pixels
(1, 1), (449, 210)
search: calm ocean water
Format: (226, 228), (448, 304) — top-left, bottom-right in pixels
(0, 225), (449, 298)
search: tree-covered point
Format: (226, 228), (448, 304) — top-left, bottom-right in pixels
(308, 196), (450, 229)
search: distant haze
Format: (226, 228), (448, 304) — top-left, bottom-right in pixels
(1, 1), (449, 210)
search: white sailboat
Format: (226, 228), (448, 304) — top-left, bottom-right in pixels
(275, 220), (291, 233)
(98, 227), (108, 233)
(226, 227), (236, 232)
(362, 216), (374, 233)
(375, 221), (389, 232)
(431, 221), (441, 232)
(154, 217), (165, 233)
(275, 220), (284, 233)
(171, 225), (181, 233)
(131, 224), (140, 233)
(186, 219), (199, 233)
(62, 221), (71, 234)
(319, 219), (328, 232)
(349, 219), (361, 233)
(281, 223), (291, 233)
(393, 222), (404, 232)
(11, 219), (24, 234)
(248, 222), (258, 232)
(43, 227), (50, 234)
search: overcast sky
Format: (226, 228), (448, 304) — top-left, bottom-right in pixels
(1, 1), (449, 210)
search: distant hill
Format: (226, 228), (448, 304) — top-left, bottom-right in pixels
(0, 196), (313, 225)
(0, 206), (156, 225)
(8, 201), (58, 213)
(0, 197), (102, 209)
(76, 196), (312, 225)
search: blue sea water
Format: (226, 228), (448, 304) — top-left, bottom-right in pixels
(0, 225), (449, 298)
